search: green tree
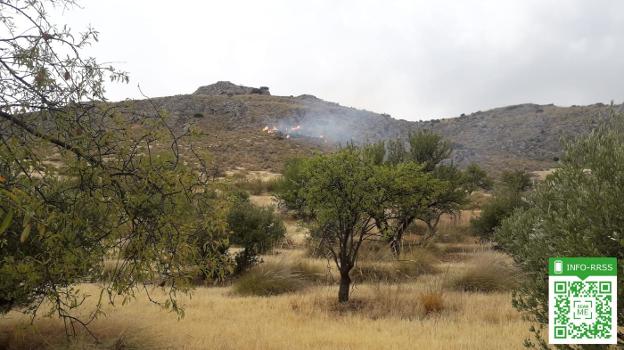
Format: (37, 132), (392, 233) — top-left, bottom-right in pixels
(370, 161), (440, 256)
(462, 163), (493, 194)
(302, 147), (381, 302)
(0, 0), (227, 335)
(495, 112), (624, 348)
(416, 164), (469, 239)
(275, 158), (313, 218)
(407, 130), (452, 171)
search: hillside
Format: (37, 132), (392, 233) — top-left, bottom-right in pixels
(118, 81), (619, 172)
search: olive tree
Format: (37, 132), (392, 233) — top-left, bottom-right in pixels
(0, 0), (228, 336)
(495, 111), (624, 348)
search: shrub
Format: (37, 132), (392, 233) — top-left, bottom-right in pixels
(228, 201), (286, 273)
(232, 263), (306, 296)
(447, 252), (520, 292)
(274, 158), (312, 218)
(419, 291), (445, 316)
(495, 111), (624, 347)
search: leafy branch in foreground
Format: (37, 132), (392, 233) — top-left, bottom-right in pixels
(0, 0), (230, 339)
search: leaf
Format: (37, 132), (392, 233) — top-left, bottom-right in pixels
(20, 223), (31, 243)
(0, 209), (13, 235)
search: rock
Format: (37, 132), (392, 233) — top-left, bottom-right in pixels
(193, 81), (270, 96)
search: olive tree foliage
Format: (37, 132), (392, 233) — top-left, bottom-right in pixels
(495, 111), (624, 349)
(0, 0), (228, 336)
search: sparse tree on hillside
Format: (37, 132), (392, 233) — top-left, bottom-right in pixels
(0, 0), (228, 335)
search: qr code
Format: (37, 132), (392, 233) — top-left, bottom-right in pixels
(552, 280), (613, 340)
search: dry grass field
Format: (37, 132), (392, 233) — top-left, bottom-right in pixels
(0, 187), (533, 350)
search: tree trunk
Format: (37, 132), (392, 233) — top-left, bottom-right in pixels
(338, 270), (351, 303)
(389, 236), (401, 257)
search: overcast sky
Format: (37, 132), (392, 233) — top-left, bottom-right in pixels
(64, 0), (624, 121)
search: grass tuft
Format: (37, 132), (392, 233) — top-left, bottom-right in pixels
(232, 262), (307, 296)
(447, 252), (520, 292)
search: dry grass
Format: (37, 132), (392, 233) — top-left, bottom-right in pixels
(0, 280), (530, 350)
(232, 262), (308, 296)
(446, 251), (521, 292)
(0, 211), (535, 349)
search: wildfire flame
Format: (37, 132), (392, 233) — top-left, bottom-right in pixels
(261, 124), (327, 143)
(262, 125), (279, 134)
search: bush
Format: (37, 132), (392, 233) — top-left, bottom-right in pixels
(494, 112), (624, 347)
(447, 252), (520, 292)
(228, 201), (286, 273)
(274, 158), (312, 218)
(470, 195), (525, 239)
(419, 291), (445, 316)
(232, 263), (307, 296)
(470, 170), (532, 239)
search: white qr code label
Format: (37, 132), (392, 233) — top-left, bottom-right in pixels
(548, 257), (617, 344)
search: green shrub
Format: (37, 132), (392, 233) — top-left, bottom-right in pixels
(274, 158), (312, 218)
(232, 263), (307, 296)
(228, 201), (286, 273)
(494, 111), (624, 347)
(470, 170), (532, 239)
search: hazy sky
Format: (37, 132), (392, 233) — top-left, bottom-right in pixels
(64, 0), (624, 121)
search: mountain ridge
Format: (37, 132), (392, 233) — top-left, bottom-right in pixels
(119, 81), (619, 173)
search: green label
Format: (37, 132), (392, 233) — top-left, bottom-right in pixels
(549, 257), (617, 280)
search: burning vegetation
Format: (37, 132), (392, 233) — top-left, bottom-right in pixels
(262, 124), (326, 143)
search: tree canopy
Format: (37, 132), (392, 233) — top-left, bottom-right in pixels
(0, 0), (228, 335)
(495, 111), (624, 348)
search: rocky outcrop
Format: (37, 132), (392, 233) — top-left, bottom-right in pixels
(193, 81), (270, 96)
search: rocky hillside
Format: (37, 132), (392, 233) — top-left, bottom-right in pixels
(119, 81), (619, 173)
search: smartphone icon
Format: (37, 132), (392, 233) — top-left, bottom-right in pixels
(554, 260), (563, 274)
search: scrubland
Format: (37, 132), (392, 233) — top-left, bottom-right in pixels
(0, 182), (531, 350)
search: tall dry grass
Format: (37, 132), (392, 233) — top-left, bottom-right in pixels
(0, 281), (529, 350)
